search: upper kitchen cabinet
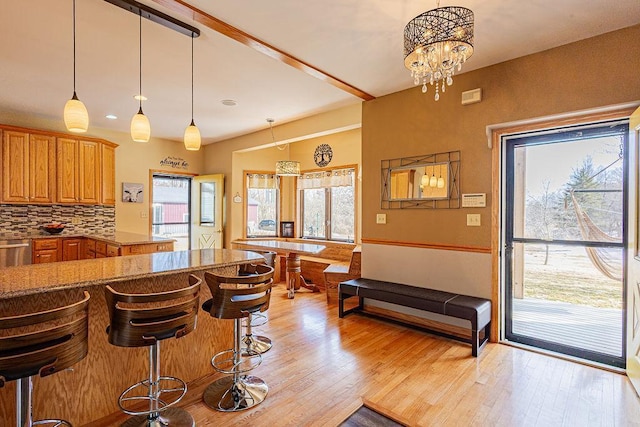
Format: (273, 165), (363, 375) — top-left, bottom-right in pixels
(0, 124), (117, 206)
(101, 143), (116, 205)
(57, 137), (79, 203)
(1, 129), (56, 203)
(58, 138), (115, 205)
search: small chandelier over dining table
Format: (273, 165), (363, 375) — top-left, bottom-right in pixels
(403, 1), (474, 100)
(269, 118), (300, 176)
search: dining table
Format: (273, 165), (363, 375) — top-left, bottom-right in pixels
(231, 240), (326, 298)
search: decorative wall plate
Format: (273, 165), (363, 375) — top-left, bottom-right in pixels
(314, 144), (333, 167)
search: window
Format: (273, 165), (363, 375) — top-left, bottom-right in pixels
(151, 174), (191, 250)
(299, 167), (355, 242)
(246, 173), (279, 237)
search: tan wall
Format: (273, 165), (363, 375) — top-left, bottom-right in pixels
(0, 112), (204, 234)
(230, 127), (362, 243)
(204, 104), (362, 247)
(362, 25), (640, 250)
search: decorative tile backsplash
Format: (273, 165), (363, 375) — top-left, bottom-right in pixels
(0, 204), (115, 237)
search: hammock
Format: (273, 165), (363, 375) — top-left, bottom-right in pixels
(570, 191), (622, 281)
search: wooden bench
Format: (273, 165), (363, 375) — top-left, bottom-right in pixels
(338, 278), (491, 356)
(323, 246), (361, 303)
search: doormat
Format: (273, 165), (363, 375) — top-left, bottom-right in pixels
(339, 402), (407, 427)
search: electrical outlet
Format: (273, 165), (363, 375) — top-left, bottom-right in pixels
(71, 217), (81, 225)
(376, 213), (387, 224)
(467, 214), (481, 226)
(140, 211), (148, 218)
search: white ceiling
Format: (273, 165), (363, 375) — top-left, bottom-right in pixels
(1, 0), (639, 145)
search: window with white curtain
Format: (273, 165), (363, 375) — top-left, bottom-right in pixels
(299, 167), (355, 242)
(245, 172), (279, 237)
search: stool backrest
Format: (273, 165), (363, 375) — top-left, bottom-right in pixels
(0, 291), (90, 387)
(105, 274), (201, 347)
(205, 265), (274, 320)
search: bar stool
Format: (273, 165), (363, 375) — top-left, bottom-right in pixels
(202, 265), (273, 412)
(0, 291), (90, 427)
(105, 275), (201, 427)
(239, 251), (276, 355)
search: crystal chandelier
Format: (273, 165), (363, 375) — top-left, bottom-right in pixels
(404, 1), (474, 100)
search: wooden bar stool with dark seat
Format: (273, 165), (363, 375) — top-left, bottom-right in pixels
(0, 291), (90, 427)
(202, 265), (273, 412)
(105, 275), (201, 427)
(239, 251), (276, 355)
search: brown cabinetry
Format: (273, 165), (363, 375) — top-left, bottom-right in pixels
(85, 238), (96, 259)
(32, 238), (60, 264)
(57, 138), (103, 204)
(120, 242), (174, 256)
(62, 238), (83, 261)
(1, 130), (56, 203)
(0, 124), (117, 206)
(101, 144), (116, 205)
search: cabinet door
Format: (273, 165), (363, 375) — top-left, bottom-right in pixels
(62, 238), (82, 261)
(29, 134), (56, 203)
(101, 143), (116, 205)
(57, 138), (79, 203)
(78, 140), (101, 204)
(33, 249), (59, 264)
(2, 130), (30, 202)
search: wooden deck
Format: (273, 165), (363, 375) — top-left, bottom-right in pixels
(512, 298), (623, 357)
(88, 285), (640, 427)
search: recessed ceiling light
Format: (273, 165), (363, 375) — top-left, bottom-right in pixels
(105, 114), (118, 120)
(134, 94), (148, 101)
(221, 99), (237, 106)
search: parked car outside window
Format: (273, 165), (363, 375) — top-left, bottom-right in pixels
(258, 219), (276, 230)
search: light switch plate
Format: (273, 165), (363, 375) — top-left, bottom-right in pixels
(467, 214), (481, 226)
(376, 213), (387, 224)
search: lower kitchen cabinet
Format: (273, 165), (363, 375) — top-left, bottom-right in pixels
(32, 238), (60, 264)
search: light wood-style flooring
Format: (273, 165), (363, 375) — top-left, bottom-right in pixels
(90, 284), (640, 427)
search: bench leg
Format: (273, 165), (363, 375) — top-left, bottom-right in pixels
(339, 294), (363, 318)
(472, 322), (491, 357)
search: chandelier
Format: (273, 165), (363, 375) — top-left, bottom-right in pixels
(404, 1), (474, 100)
(268, 119), (300, 176)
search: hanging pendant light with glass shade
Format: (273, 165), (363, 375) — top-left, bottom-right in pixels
(429, 171), (438, 187)
(63, 0), (89, 133)
(437, 164), (445, 188)
(184, 32), (201, 151)
(131, 11), (150, 143)
(270, 118), (300, 176)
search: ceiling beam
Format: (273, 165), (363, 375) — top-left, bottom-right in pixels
(150, 0), (376, 101)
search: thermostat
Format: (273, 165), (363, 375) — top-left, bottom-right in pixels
(462, 193), (486, 208)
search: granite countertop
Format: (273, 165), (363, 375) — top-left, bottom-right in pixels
(0, 249), (264, 299)
(1, 231), (175, 246)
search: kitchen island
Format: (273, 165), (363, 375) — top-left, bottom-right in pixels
(0, 248), (264, 425)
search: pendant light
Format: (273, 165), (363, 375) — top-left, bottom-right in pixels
(63, 0), (89, 133)
(271, 119), (300, 176)
(131, 11), (150, 142)
(437, 164), (445, 188)
(184, 32), (201, 151)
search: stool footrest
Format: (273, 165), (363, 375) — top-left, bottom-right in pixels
(118, 376), (187, 416)
(32, 420), (71, 427)
(211, 348), (262, 375)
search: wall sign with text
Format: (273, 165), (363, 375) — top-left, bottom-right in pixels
(160, 156), (189, 170)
